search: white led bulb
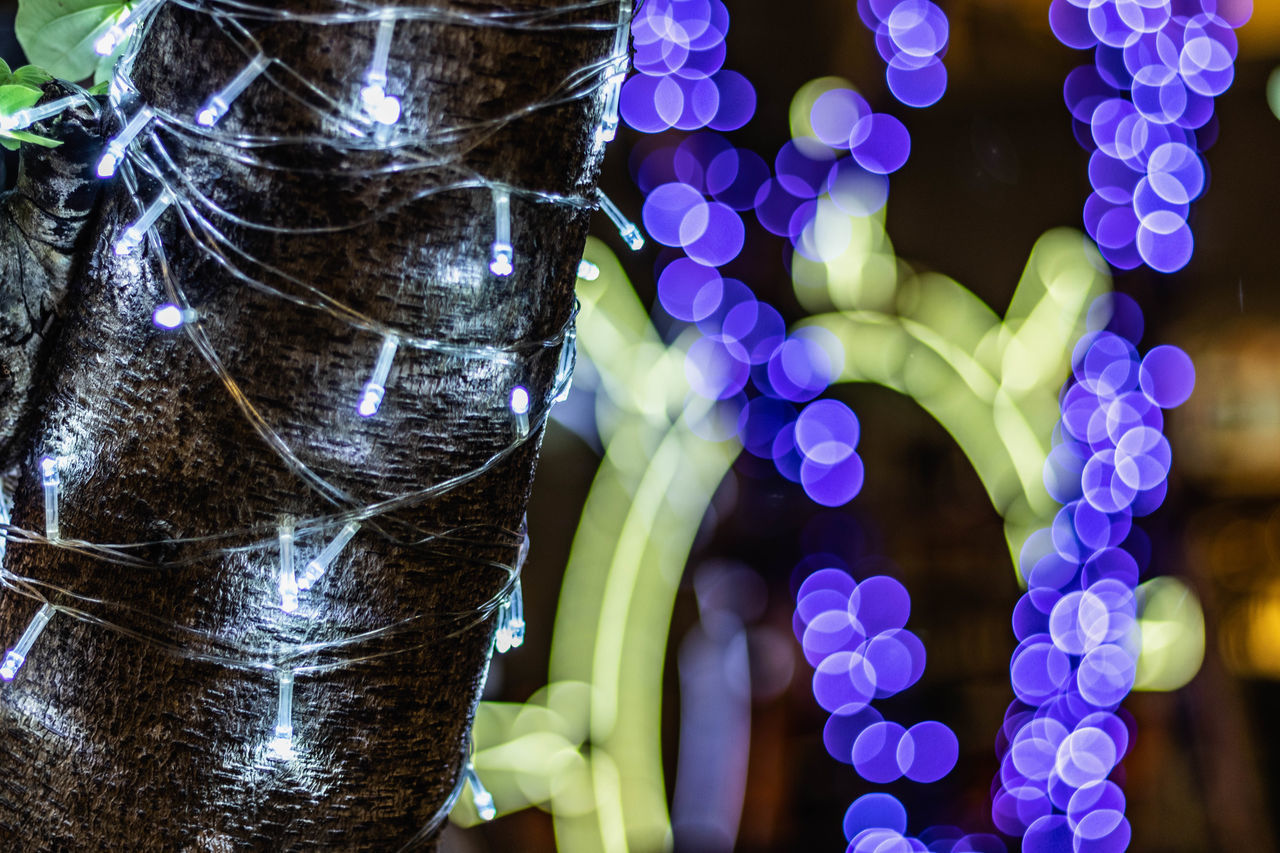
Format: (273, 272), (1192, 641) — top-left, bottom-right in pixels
(196, 53), (270, 127)
(510, 385), (531, 436)
(97, 107), (153, 178)
(596, 191), (644, 250)
(576, 259), (600, 281)
(152, 303), (197, 329)
(1, 603), (54, 682)
(278, 520), (298, 614)
(490, 188), (513, 277)
(595, 0), (634, 144)
(40, 456), (60, 541)
(0, 96), (85, 133)
(298, 521), (360, 591)
(268, 668), (295, 760)
(495, 579), (525, 654)
(465, 760), (496, 821)
(115, 190), (174, 256)
(360, 11), (401, 126)
(358, 334), (399, 417)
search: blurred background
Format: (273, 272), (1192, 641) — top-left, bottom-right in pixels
(1, 0), (1276, 850)
(457, 0), (1280, 850)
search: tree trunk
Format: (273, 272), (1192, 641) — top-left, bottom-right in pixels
(0, 1), (610, 848)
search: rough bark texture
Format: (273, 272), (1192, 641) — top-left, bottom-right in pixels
(0, 1), (610, 848)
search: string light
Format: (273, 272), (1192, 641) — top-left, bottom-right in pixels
(269, 668), (296, 760)
(510, 385), (531, 436)
(0, 95), (88, 132)
(1, 603), (54, 682)
(298, 521), (360, 591)
(597, 190), (645, 250)
(358, 334), (399, 418)
(115, 190), (174, 255)
(40, 456), (60, 542)
(595, 0), (633, 144)
(97, 107), (153, 178)
(494, 578), (525, 653)
(196, 52), (271, 127)
(95, 0), (165, 57)
(576, 259), (600, 281)
(278, 520), (298, 614)
(152, 303), (197, 329)
(359, 9), (401, 126)
(490, 188), (514, 277)
(554, 327), (576, 403)
(0, 0), (604, 828)
(464, 758), (496, 821)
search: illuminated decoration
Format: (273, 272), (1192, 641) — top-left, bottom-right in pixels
(596, 0), (633, 143)
(360, 10), (402, 126)
(277, 520), (299, 614)
(989, 297), (1194, 851)
(510, 385), (532, 436)
(94, 0), (165, 57)
(1, 602), (54, 682)
(96, 106), (152, 178)
(298, 521), (361, 591)
(465, 758), (498, 821)
(619, 0), (755, 134)
(857, 0), (950, 108)
(0, 94), (88, 132)
(0, 0), (608, 836)
(796, 569), (957, 785)
(115, 189), (173, 255)
(152, 302), (196, 329)
(597, 190), (646, 250)
(1049, 0), (1253, 272)
(456, 237), (1203, 851)
(269, 668), (296, 760)
(358, 334), (399, 418)
(40, 455), (61, 541)
(196, 52), (270, 127)
(490, 188), (514, 277)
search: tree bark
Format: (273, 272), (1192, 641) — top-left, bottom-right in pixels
(0, 1), (610, 848)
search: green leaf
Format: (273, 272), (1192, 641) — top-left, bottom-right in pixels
(16, 0), (128, 82)
(0, 58), (13, 83)
(13, 65), (54, 87)
(2, 129), (64, 148)
(87, 79), (109, 95)
(0, 84), (44, 115)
